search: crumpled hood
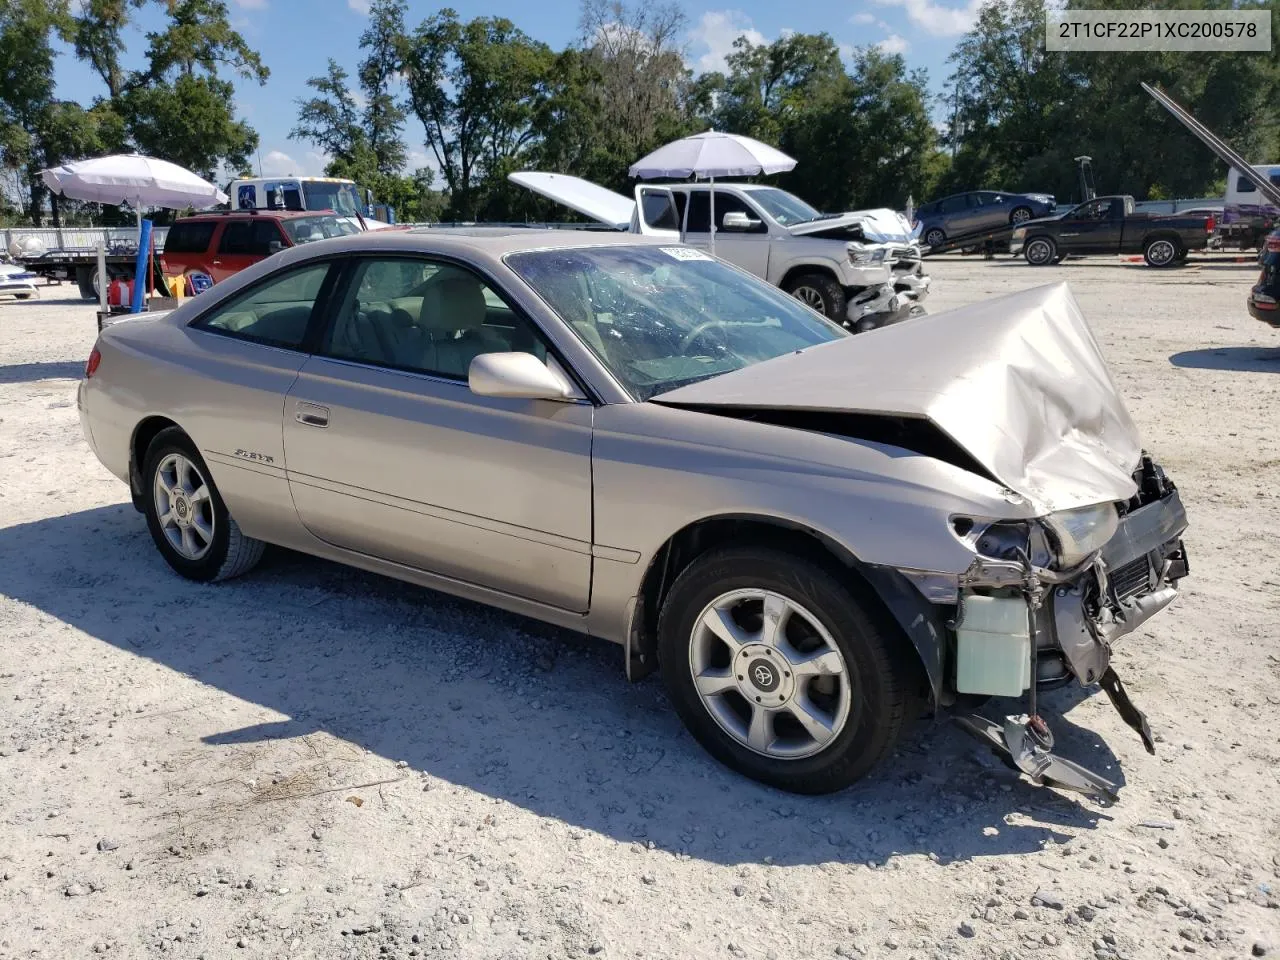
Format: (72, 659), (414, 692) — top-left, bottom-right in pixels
(654, 282), (1143, 514)
(789, 208), (921, 243)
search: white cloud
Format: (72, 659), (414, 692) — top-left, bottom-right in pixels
(347, 87), (367, 109)
(232, 0), (267, 8)
(348, 0), (370, 13)
(877, 33), (910, 54)
(256, 150), (331, 177)
(260, 150), (297, 176)
(688, 10), (767, 73)
(851, 12), (876, 24)
(872, 0), (982, 36)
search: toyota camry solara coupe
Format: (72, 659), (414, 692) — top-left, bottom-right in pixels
(78, 229), (1189, 796)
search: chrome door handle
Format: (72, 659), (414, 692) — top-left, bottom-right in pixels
(295, 401), (329, 427)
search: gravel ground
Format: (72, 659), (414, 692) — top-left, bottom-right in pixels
(1, 255), (1278, 960)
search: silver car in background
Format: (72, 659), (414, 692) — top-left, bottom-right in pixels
(78, 229), (1188, 796)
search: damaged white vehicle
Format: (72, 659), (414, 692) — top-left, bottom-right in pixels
(510, 171), (930, 331)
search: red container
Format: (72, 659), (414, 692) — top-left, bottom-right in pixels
(107, 278), (134, 307)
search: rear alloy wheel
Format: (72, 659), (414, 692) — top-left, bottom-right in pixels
(783, 273), (847, 321)
(924, 228), (945, 248)
(1144, 237), (1180, 267)
(143, 427), (264, 582)
(658, 547), (912, 794)
(1010, 206), (1033, 225)
(1024, 236), (1057, 265)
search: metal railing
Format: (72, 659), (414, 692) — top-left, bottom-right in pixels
(4, 225), (171, 257)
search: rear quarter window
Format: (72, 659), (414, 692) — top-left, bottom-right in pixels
(163, 222), (216, 254)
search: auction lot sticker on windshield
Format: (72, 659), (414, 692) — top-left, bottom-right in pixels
(1046, 9), (1270, 51)
(661, 247), (713, 261)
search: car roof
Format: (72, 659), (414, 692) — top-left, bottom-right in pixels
(176, 210), (341, 223)
(358, 227), (670, 258)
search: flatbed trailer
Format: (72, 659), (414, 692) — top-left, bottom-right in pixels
(25, 251), (147, 299)
(922, 224), (1018, 256)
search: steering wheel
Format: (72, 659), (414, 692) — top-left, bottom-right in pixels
(678, 320), (733, 353)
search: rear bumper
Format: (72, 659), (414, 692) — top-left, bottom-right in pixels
(1248, 297), (1280, 326)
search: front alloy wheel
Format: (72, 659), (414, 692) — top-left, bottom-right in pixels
(689, 589), (853, 760)
(658, 546), (913, 794)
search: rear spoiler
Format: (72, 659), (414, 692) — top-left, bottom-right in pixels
(1142, 82), (1280, 208)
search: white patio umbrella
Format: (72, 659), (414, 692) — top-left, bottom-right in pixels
(41, 153), (229, 234)
(627, 131), (796, 254)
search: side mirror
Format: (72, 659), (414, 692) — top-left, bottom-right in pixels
(267, 240), (283, 254)
(469, 352), (577, 401)
(721, 211), (759, 232)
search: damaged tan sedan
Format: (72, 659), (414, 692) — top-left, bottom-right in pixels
(78, 230), (1189, 797)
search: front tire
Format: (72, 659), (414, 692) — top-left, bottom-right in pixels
(924, 228), (945, 247)
(1010, 206), (1033, 225)
(142, 427), (264, 582)
(1024, 236), (1057, 265)
(783, 273), (847, 321)
(657, 547), (912, 794)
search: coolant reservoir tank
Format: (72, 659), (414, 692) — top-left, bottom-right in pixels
(955, 593), (1031, 697)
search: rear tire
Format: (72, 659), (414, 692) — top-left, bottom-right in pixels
(1024, 236), (1057, 265)
(657, 546), (911, 794)
(783, 273), (847, 321)
(1143, 236), (1181, 268)
(76, 266), (96, 301)
(142, 427), (264, 583)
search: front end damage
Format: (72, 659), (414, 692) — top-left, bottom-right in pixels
(655, 282), (1190, 799)
(941, 455), (1189, 800)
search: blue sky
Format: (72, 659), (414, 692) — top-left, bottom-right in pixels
(49, 0), (980, 183)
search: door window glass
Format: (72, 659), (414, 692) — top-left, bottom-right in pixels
(320, 258), (548, 380)
(685, 191), (711, 233)
(192, 262), (330, 348)
(938, 194), (968, 214)
(218, 221), (251, 254)
(640, 191), (680, 231)
(709, 192), (767, 232)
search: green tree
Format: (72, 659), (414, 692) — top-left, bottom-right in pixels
(702, 33), (941, 211)
(359, 0), (408, 177)
(0, 0), (75, 223)
(403, 9), (556, 219)
(293, 59), (367, 165)
(944, 0), (1280, 203)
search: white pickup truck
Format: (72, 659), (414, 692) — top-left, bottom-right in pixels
(510, 172), (929, 330)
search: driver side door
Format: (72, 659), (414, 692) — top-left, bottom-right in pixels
(1057, 199), (1123, 253)
(283, 255), (595, 612)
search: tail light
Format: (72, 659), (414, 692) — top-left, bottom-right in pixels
(1205, 215), (1215, 233)
(85, 346), (101, 379)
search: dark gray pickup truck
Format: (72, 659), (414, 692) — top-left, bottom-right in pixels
(1010, 195), (1217, 267)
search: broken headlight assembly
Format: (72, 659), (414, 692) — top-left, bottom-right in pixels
(952, 501), (1119, 570)
(848, 246), (887, 265)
